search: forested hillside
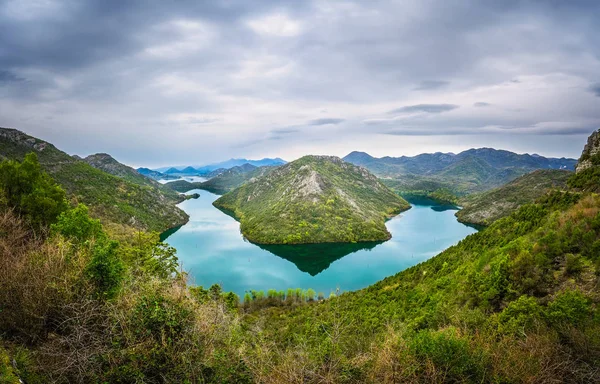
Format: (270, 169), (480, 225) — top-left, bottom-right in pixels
(0, 128), (187, 232)
(0, 149), (598, 383)
(346, 148), (576, 201)
(456, 169), (572, 226)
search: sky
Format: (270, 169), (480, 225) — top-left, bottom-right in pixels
(1, 0), (599, 168)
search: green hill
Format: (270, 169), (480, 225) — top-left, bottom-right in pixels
(213, 155), (410, 244)
(456, 169), (572, 226)
(84, 153), (174, 192)
(0, 128), (187, 232)
(345, 149), (577, 200)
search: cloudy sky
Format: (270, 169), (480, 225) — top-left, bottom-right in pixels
(1, 0), (599, 167)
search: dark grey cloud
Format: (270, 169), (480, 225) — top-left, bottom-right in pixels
(590, 83), (600, 97)
(309, 118), (345, 126)
(473, 102), (491, 107)
(0, 70), (25, 83)
(413, 80), (449, 90)
(389, 104), (459, 114)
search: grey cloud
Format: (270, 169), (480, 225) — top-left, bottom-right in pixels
(473, 102), (491, 107)
(389, 104), (459, 114)
(1, 0), (599, 164)
(271, 128), (300, 134)
(413, 80), (449, 90)
(0, 70), (25, 83)
(382, 125), (595, 137)
(590, 83), (600, 97)
(309, 118), (345, 126)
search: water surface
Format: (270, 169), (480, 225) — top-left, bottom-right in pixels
(164, 191), (477, 297)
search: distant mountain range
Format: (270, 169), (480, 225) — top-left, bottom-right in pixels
(166, 163), (276, 194)
(344, 148), (577, 196)
(152, 158), (287, 175)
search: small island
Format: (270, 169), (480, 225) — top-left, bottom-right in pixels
(213, 155), (410, 244)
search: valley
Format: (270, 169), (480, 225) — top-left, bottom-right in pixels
(0, 126), (597, 383)
(163, 190), (476, 297)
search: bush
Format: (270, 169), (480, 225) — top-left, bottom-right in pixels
(51, 204), (104, 242)
(498, 296), (544, 336)
(0, 152), (68, 228)
(545, 290), (593, 327)
(0, 346), (20, 384)
(409, 328), (489, 383)
(86, 239), (124, 299)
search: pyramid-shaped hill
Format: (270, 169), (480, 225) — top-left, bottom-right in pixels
(213, 155), (410, 244)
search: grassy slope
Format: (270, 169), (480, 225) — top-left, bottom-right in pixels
(214, 156), (410, 244)
(456, 169), (572, 226)
(0, 128), (187, 232)
(251, 190), (599, 381)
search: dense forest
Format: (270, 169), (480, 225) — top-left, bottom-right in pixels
(0, 146), (599, 383)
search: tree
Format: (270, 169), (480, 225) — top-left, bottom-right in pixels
(0, 152), (68, 227)
(86, 239), (125, 299)
(51, 204), (104, 242)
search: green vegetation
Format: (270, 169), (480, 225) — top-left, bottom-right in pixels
(0, 147), (599, 382)
(0, 152), (68, 228)
(244, 190), (599, 382)
(0, 128), (187, 232)
(456, 169), (572, 226)
(214, 155), (410, 244)
(568, 161), (600, 192)
(346, 149), (577, 197)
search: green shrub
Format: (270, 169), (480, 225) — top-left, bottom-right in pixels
(86, 239), (124, 299)
(132, 294), (192, 344)
(409, 327), (488, 383)
(0, 346), (20, 384)
(0, 152), (68, 227)
(51, 204), (104, 242)
(564, 253), (584, 276)
(498, 296), (544, 336)
(545, 290), (592, 327)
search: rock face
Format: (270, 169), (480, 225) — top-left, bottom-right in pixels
(576, 129), (600, 173)
(213, 155), (410, 244)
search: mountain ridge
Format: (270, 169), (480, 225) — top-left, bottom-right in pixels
(213, 155), (410, 244)
(0, 127), (188, 232)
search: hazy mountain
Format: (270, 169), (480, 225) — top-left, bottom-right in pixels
(156, 157), (286, 174)
(166, 163), (275, 194)
(136, 167), (178, 181)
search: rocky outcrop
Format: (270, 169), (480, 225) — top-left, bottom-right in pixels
(576, 129), (600, 173)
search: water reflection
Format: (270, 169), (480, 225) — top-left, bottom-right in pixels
(258, 242), (383, 276)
